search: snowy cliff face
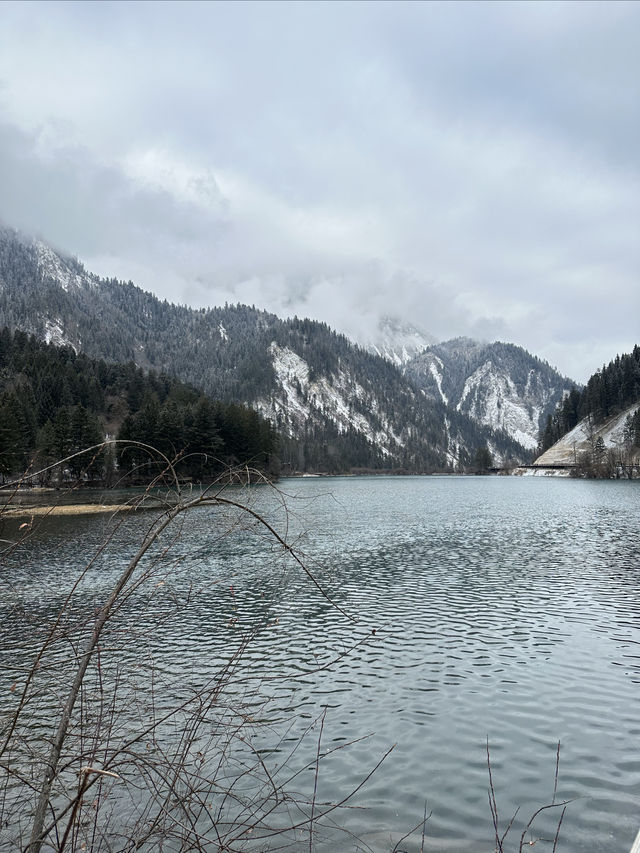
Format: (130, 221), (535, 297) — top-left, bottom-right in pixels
(256, 343), (403, 456)
(34, 241), (95, 292)
(456, 361), (545, 450)
(405, 339), (575, 452)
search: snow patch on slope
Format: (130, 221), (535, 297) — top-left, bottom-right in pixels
(428, 356), (448, 405)
(443, 415), (461, 468)
(370, 342), (420, 368)
(44, 318), (77, 352)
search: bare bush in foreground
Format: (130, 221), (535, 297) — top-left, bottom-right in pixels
(0, 444), (390, 852)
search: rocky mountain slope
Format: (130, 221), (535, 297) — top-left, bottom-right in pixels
(0, 225), (531, 471)
(404, 338), (575, 451)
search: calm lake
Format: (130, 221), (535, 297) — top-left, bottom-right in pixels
(1, 475), (639, 851)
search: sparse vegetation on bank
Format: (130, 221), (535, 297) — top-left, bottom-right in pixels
(540, 347), (640, 454)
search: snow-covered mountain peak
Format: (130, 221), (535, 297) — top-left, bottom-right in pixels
(366, 316), (434, 367)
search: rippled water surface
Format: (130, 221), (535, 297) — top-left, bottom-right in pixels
(1, 476), (639, 851)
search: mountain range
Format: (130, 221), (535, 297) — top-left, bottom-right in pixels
(0, 224), (576, 472)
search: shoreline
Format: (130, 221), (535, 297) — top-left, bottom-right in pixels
(1, 503), (137, 517)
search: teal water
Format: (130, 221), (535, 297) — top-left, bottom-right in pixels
(1, 476), (639, 851)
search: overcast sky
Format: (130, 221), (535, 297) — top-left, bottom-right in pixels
(0, 0), (638, 382)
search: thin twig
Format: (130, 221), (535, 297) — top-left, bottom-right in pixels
(309, 707), (327, 853)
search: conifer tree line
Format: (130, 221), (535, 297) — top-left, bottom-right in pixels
(539, 346), (640, 452)
(0, 328), (278, 483)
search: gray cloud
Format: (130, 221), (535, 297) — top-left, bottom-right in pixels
(0, 0), (638, 382)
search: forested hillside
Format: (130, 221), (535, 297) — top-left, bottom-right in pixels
(0, 225), (533, 471)
(0, 328), (277, 483)
(539, 346), (640, 452)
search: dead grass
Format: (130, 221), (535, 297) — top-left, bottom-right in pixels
(1, 503), (137, 517)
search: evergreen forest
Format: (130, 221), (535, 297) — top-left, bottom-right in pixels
(0, 328), (278, 484)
